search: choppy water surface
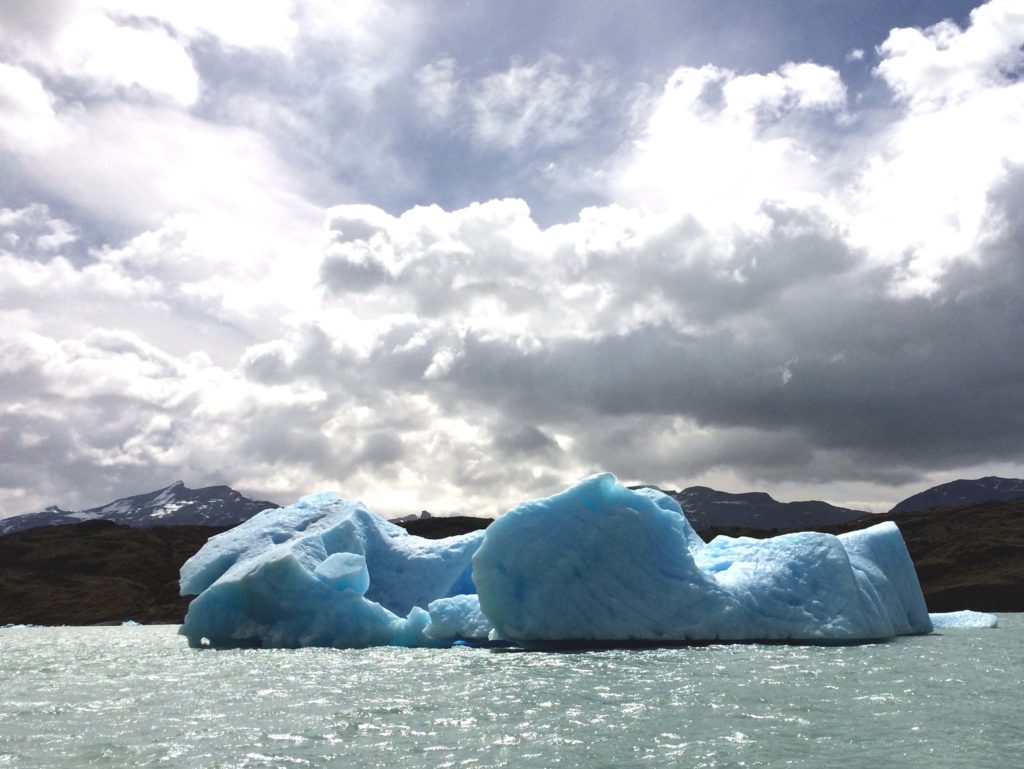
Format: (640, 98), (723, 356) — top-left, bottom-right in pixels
(2, 617), (1022, 769)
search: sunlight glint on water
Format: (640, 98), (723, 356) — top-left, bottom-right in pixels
(1, 618), (1022, 768)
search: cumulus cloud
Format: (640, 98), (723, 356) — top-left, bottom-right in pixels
(850, 0), (1024, 294)
(611, 61), (847, 228)
(0, 204), (77, 255)
(875, 0), (1024, 109)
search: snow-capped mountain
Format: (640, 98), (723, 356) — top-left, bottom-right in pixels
(651, 486), (870, 530)
(0, 482), (279, 535)
(890, 476), (1024, 514)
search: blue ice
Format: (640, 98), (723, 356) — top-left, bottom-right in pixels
(180, 474), (934, 648)
(179, 492), (483, 648)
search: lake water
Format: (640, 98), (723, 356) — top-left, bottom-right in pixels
(1, 617), (1022, 769)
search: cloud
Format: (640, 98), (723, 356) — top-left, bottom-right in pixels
(0, 203), (77, 255)
(611, 61), (847, 227)
(415, 58), (458, 123)
(5, 101), (319, 233)
(470, 56), (604, 150)
(319, 198), (552, 321)
(2, 0), (1024, 520)
(849, 0), (1024, 294)
(128, 0), (299, 53)
(0, 2), (200, 107)
(493, 425), (560, 458)
(875, 0), (1024, 109)
(0, 63), (60, 152)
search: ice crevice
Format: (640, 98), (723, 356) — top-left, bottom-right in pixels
(179, 473), (941, 649)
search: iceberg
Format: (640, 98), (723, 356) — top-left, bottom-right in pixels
(180, 474), (933, 649)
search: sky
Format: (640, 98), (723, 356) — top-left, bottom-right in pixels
(1, 0), (1023, 518)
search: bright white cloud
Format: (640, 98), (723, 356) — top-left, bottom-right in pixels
(875, 0), (1024, 109)
(852, 0), (1024, 293)
(120, 0), (299, 53)
(0, 3), (200, 107)
(2, 97), (322, 255)
(612, 62), (846, 229)
(53, 12), (200, 106)
(0, 63), (60, 152)
(721, 61), (847, 119)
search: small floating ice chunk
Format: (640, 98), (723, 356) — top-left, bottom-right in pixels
(929, 610), (998, 629)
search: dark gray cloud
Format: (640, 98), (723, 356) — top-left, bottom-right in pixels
(493, 425), (560, 458)
(430, 242), (1023, 473)
(356, 431), (406, 466)
(581, 203), (860, 325)
(319, 254), (391, 293)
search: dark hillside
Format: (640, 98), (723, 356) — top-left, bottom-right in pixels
(398, 515), (492, 539)
(0, 521), (227, 625)
(821, 498), (1024, 612)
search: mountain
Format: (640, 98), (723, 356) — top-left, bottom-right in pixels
(890, 476), (1024, 514)
(650, 486), (870, 531)
(388, 510), (433, 524)
(0, 482), (279, 535)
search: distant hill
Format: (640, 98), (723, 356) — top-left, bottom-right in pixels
(398, 515), (491, 539)
(0, 482), (280, 535)
(0, 520), (227, 625)
(818, 497), (1024, 612)
(388, 510), (433, 524)
(642, 486), (870, 530)
(401, 485), (871, 534)
(890, 476), (1024, 514)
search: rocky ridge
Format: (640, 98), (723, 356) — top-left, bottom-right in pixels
(0, 482), (280, 535)
(657, 486), (869, 530)
(889, 476), (1024, 514)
